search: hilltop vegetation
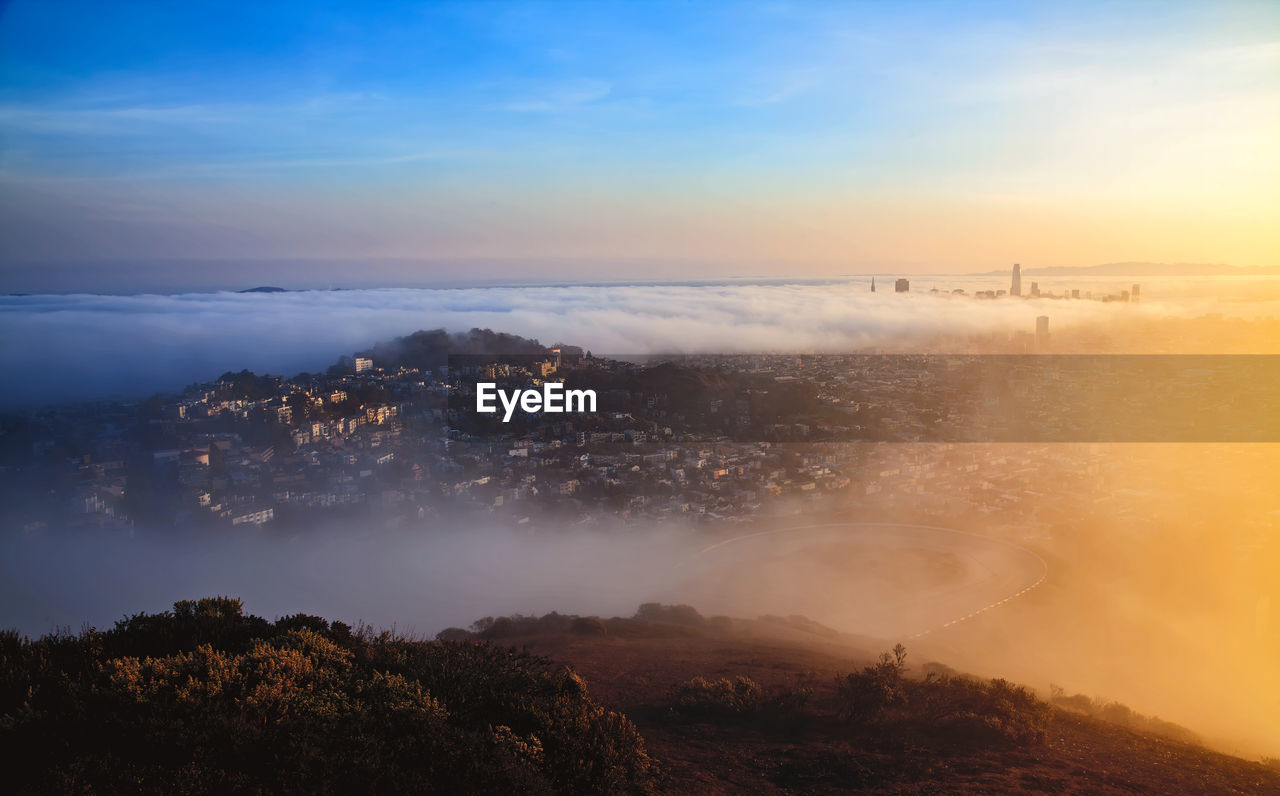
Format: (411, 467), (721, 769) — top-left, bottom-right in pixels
(460, 606), (1280, 794)
(333, 327), (549, 374)
(4, 599), (1278, 794)
(0, 598), (652, 794)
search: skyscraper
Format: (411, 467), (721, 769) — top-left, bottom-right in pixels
(871, 277), (876, 293)
(1132, 284), (1140, 303)
(1035, 316), (1050, 351)
(1011, 263), (1022, 296)
(895, 278), (909, 293)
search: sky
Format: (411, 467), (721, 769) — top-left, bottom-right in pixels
(1, 1), (1278, 290)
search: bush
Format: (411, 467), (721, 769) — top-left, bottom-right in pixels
(1, 598), (654, 793)
(443, 609), (709, 642)
(471, 615), (517, 638)
(667, 675), (812, 723)
(434, 626), (474, 642)
(916, 676), (1050, 746)
(468, 612), (578, 639)
(634, 603), (706, 627)
(669, 675), (765, 718)
(834, 644), (907, 721)
(1047, 684), (1197, 745)
(707, 615), (734, 632)
(571, 617), (609, 636)
(834, 647), (1048, 747)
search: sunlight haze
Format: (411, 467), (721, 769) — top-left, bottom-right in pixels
(2, 0), (1277, 289)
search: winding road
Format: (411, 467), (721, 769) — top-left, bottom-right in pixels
(672, 522), (1048, 640)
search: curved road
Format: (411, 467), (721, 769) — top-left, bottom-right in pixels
(672, 522), (1047, 640)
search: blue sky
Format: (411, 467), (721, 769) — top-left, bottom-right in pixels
(1, 1), (1277, 289)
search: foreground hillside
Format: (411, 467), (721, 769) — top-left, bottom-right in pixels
(454, 608), (1280, 795)
(1, 598), (653, 793)
(4, 599), (1278, 794)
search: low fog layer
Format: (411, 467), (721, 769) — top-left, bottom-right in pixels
(4, 276), (1279, 407)
(0, 524), (702, 638)
(4, 474), (1277, 760)
(0, 520), (1042, 642)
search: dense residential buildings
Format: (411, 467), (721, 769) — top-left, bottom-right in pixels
(2, 309), (1273, 542)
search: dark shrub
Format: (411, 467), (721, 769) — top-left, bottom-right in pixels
(707, 615), (734, 632)
(571, 617), (609, 636)
(834, 647), (1049, 747)
(667, 674), (811, 723)
(435, 626), (474, 642)
(534, 611), (573, 634)
(916, 676), (1050, 746)
(474, 615), (517, 639)
(669, 675), (764, 718)
(635, 603), (706, 627)
(1, 598), (654, 793)
(106, 595), (273, 658)
(834, 645), (907, 721)
(273, 612), (332, 635)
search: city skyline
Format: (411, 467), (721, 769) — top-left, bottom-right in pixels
(2, 1), (1278, 291)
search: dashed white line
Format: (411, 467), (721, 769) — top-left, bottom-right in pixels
(687, 521), (1050, 643)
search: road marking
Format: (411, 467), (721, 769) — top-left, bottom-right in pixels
(688, 521), (1049, 642)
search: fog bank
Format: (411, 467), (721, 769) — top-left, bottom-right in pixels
(4, 276), (1278, 407)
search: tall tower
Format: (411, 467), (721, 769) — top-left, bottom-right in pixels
(871, 277), (876, 293)
(1035, 315), (1050, 351)
(1011, 263), (1022, 297)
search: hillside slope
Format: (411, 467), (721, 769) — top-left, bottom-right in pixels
(4, 600), (1278, 794)
(476, 610), (1280, 795)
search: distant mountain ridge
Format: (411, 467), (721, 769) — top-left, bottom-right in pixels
(975, 262), (1280, 277)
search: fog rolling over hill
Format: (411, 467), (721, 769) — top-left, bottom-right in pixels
(4, 443), (1278, 760)
(3, 303), (1278, 766)
(4, 274), (1280, 407)
(4, 0), (1280, 790)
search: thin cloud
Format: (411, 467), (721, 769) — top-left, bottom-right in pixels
(0, 92), (386, 135)
(501, 79), (613, 112)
